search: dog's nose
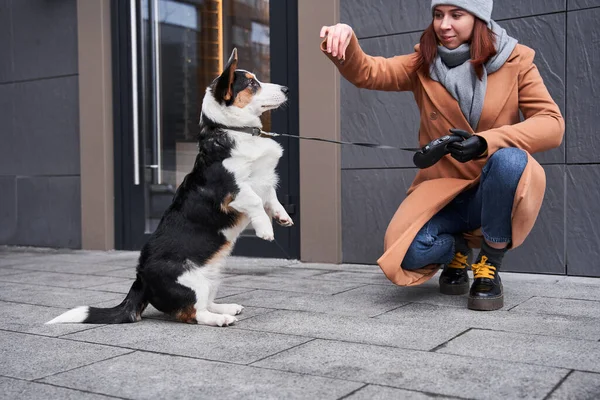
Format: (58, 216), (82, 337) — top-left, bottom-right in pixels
(281, 86), (289, 95)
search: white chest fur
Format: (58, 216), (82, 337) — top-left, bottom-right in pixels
(222, 131), (282, 200)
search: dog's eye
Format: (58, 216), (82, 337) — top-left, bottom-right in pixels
(250, 79), (259, 87)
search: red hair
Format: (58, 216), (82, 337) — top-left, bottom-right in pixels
(415, 18), (497, 80)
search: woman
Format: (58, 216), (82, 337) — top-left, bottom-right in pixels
(320, 0), (564, 311)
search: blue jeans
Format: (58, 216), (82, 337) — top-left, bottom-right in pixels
(402, 148), (528, 270)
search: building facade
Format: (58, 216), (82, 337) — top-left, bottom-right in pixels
(1, 0), (598, 277)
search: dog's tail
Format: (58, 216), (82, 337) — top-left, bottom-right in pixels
(46, 276), (147, 324)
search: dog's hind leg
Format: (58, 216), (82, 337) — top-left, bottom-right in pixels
(208, 302), (244, 316)
(177, 262), (238, 327)
(229, 184), (274, 241)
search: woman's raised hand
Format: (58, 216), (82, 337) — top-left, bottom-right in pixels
(320, 23), (353, 60)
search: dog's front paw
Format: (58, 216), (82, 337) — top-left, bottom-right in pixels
(216, 314), (238, 327)
(255, 226), (275, 241)
(213, 303), (244, 316)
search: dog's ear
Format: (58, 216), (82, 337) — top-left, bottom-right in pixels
(213, 48), (238, 103)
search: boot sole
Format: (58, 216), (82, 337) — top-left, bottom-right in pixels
(468, 294), (504, 311)
(439, 281), (469, 295)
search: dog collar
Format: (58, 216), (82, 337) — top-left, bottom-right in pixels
(228, 126), (263, 136)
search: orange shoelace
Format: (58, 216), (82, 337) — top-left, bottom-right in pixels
(471, 255), (497, 279)
(448, 252), (469, 269)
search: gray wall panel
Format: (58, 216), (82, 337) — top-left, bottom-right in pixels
(341, 0), (567, 39)
(8, 176), (81, 248)
(491, 0), (566, 20)
(342, 168), (416, 264)
(568, 0), (600, 10)
(341, 32), (421, 169)
(0, 177), (17, 243)
(5, 0), (78, 82)
(566, 165), (600, 277)
(0, 0), (13, 83)
(341, 0), (430, 38)
(566, 8), (600, 163)
(0, 83), (16, 174)
(0, 0), (81, 249)
(503, 165), (565, 274)
(502, 14), (566, 164)
(7, 76), (80, 176)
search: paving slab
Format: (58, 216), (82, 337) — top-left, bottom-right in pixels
(0, 268), (30, 277)
(345, 384), (457, 400)
(0, 282), (123, 309)
(0, 377), (116, 400)
(437, 329), (600, 373)
(41, 351), (363, 400)
(253, 339), (567, 399)
(224, 256), (300, 271)
(503, 281), (600, 302)
(376, 302), (600, 341)
(7, 260), (129, 276)
(235, 309), (467, 351)
(0, 271), (127, 289)
(0, 330), (131, 380)
(0, 300), (106, 337)
(62, 318), (311, 365)
(222, 288), (408, 317)
(306, 270), (396, 285)
(339, 284), (533, 310)
(548, 371), (600, 400)
(284, 262), (384, 273)
(221, 274), (364, 295)
(87, 267), (136, 279)
(84, 279), (135, 294)
(510, 296), (600, 318)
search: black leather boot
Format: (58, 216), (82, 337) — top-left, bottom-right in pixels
(439, 251), (471, 295)
(468, 254), (503, 311)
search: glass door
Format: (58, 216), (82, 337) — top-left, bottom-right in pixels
(113, 0), (299, 258)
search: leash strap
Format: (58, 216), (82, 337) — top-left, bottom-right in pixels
(253, 129), (421, 152)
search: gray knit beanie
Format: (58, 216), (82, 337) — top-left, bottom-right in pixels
(431, 0), (493, 24)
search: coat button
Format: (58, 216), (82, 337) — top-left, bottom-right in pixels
(430, 111), (438, 120)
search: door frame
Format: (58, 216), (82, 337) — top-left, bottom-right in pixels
(112, 0), (300, 259)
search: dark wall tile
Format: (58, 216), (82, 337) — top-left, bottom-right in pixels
(341, 0), (430, 38)
(0, 177), (17, 243)
(0, 0), (14, 83)
(503, 165), (565, 274)
(566, 165), (600, 277)
(8, 0), (78, 82)
(1, 76), (80, 176)
(568, 0), (600, 10)
(502, 14), (566, 164)
(566, 8), (600, 163)
(341, 32), (421, 169)
(7, 176), (81, 248)
(0, 83), (17, 175)
(341, 0), (566, 38)
(492, 0), (566, 20)
(342, 168), (417, 264)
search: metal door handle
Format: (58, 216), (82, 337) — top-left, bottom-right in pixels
(130, 0), (140, 185)
(151, 0), (163, 184)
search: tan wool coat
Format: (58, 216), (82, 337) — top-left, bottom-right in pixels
(321, 34), (564, 286)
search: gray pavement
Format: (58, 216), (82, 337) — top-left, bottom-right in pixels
(0, 246), (599, 399)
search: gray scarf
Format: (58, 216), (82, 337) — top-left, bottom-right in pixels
(429, 20), (518, 130)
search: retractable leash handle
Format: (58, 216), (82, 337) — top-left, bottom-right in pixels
(412, 134), (464, 169)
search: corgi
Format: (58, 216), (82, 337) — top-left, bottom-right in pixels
(47, 49), (293, 327)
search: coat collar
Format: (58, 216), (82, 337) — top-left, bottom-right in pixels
(414, 45), (520, 133)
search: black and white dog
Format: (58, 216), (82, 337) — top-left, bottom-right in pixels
(48, 49), (292, 327)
